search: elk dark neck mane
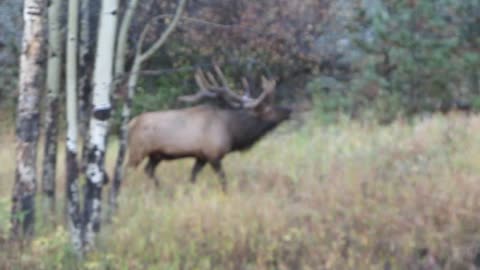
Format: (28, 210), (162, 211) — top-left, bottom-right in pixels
(225, 109), (280, 152)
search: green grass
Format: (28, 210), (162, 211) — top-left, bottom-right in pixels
(2, 113), (480, 269)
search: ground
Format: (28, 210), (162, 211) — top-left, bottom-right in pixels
(1, 113), (480, 269)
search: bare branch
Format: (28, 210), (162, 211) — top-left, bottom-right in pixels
(180, 16), (240, 29)
(139, 0), (187, 62)
(136, 15), (241, 60)
(135, 14), (172, 58)
(115, 0), (139, 75)
(136, 23), (150, 58)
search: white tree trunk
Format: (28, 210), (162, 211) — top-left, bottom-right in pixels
(41, 0), (62, 218)
(66, 0), (82, 254)
(11, 0), (47, 239)
(109, 0), (187, 218)
(83, 0), (118, 250)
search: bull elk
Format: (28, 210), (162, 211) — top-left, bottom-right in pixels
(127, 65), (291, 191)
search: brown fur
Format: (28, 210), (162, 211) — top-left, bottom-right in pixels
(128, 105), (230, 167)
(126, 86), (291, 190)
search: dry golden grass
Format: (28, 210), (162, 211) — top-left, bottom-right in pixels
(2, 113), (480, 269)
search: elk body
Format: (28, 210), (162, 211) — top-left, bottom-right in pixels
(127, 67), (291, 191)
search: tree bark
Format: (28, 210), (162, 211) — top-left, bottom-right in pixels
(11, 0), (47, 239)
(41, 0), (62, 219)
(78, 0), (93, 174)
(114, 0), (138, 77)
(109, 60), (138, 218)
(109, 0), (187, 218)
(66, 0), (83, 255)
(108, 0), (139, 220)
(83, 0), (118, 251)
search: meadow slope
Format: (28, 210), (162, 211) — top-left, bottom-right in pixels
(1, 113), (480, 269)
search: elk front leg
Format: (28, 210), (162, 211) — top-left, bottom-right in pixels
(190, 158), (207, 183)
(210, 160), (227, 192)
(144, 155), (162, 187)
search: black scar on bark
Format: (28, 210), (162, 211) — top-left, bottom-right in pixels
(11, 181), (36, 238)
(125, 97), (132, 108)
(66, 149), (82, 228)
(43, 97), (59, 192)
(27, 11), (42, 16)
(21, 194), (35, 237)
(66, 150), (79, 195)
(86, 145), (97, 163)
(103, 170), (110, 185)
(44, 190), (54, 197)
(85, 145), (109, 185)
(11, 171), (20, 237)
(83, 180), (103, 233)
(16, 114), (40, 142)
(93, 108), (111, 121)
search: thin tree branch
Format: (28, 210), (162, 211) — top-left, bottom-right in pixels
(139, 0), (187, 62)
(135, 14), (240, 62)
(180, 16), (241, 29)
(135, 14), (172, 58)
(115, 0), (139, 75)
(116, 58), (261, 79)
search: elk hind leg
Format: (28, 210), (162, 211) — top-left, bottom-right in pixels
(190, 158), (207, 183)
(210, 160), (227, 192)
(144, 154), (162, 187)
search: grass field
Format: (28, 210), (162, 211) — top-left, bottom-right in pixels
(2, 113), (480, 269)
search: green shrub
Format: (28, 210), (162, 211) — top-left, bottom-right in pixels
(353, 0), (480, 117)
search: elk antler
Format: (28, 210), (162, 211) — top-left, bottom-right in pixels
(178, 67), (243, 108)
(243, 76), (276, 108)
(177, 70), (218, 103)
(241, 77), (251, 99)
(178, 64), (275, 109)
(210, 63), (276, 109)
(210, 63), (245, 103)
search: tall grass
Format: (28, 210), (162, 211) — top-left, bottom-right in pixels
(2, 113), (480, 269)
